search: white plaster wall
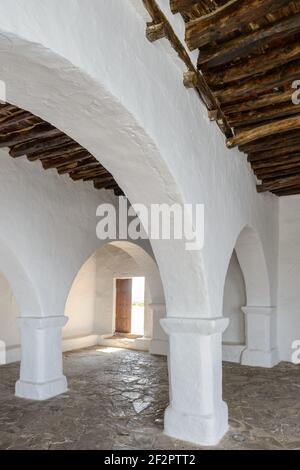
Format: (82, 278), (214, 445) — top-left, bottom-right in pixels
(0, 0), (278, 321)
(64, 255), (96, 339)
(223, 251), (246, 345)
(278, 196), (300, 362)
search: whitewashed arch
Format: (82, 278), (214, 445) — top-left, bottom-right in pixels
(0, 29), (210, 319)
(0, 237), (41, 317)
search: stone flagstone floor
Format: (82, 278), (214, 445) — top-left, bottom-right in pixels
(0, 347), (299, 450)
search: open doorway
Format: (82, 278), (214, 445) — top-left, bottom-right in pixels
(115, 277), (145, 337)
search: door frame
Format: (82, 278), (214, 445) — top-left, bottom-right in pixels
(113, 277), (133, 334)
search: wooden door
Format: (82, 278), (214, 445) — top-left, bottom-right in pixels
(115, 279), (132, 333)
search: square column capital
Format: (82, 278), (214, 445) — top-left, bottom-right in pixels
(17, 316), (68, 330)
(161, 317), (229, 336)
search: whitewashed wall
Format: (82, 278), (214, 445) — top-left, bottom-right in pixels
(278, 196), (300, 362)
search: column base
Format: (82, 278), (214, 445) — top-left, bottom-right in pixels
(15, 376), (68, 401)
(241, 348), (279, 368)
(150, 338), (168, 356)
(164, 401), (228, 447)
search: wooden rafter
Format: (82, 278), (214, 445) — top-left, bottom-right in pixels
(163, 0), (300, 196)
(0, 103), (123, 196)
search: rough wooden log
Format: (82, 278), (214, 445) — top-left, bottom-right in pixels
(186, 0), (287, 51)
(228, 102), (300, 128)
(206, 43), (300, 87)
(249, 144), (300, 163)
(42, 151), (91, 170)
(0, 110), (38, 128)
(57, 158), (96, 175)
(9, 134), (71, 158)
(197, 12), (300, 68)
(66, 162), (101, 175)
(222, 89), (293, 115)
(146, 22), (166, 42)
(170, 0), (200, 14)
(240, 129), (300, 154)
(0, 123), (60, 148)
(255, 163), (300, 180)
(227, 116), (300, 148)
(70, 167), (108, 181)
(215, 61), (300, 104)
(272, 187), (300, 196)
(27, 142), (82, 162)
(257, 174), (300, 193)
(183, 70), (198, 88)
(142, 0), (232, 136)
(93, 176), (115, 190)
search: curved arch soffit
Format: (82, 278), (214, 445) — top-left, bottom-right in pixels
(65, 240), (165, 311)
(110, 241), (165, 305)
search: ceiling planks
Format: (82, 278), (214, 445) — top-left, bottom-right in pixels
(164, 0), (300, 196)
(0, 103), (123, 196)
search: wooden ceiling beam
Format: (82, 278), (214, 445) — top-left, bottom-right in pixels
(142, 0), (233, 136)
(0, 123), (60, 148)
(252, 154), (300, 171)
(170, 0), (200, 14)
(70, 167), (108, 181)
(257, 174), (300, 193)
(0, 101), (118, 193)
(0, 110), (39, 128)
(228, 102), (300, 128)
(197, 12), (300, 68)
(206, 42), (300, 87)
(255, 164), (300, 180)
(187, 0), (288, 51)
(42, 151), (92, 170)
(185, 0), (244, 50)
(27, 142), (82, 162)
(9, 134), (71, 158)
(93, 176), (115, 189)
(222, 89), (293, 115)
(249, 145), (300, 163)
(215, 61), (300, 104)
(227, 116), (300, 148)
(272, 186), (300, 196)
(240, 129), (300, 154)
(57, 158), (97, 175)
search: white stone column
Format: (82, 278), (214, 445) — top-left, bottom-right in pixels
(241, 307), (279, 368)
(16, 316), (68, 401)
(161, 316), (229, 446)
(150, 303), (168, 356)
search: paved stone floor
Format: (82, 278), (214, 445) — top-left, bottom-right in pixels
(0, 347), (299, 450)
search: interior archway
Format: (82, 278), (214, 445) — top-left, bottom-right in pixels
(222, 226), (276, 366)
(64, 240), (165, 353)
(0, 29), (210, 320)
